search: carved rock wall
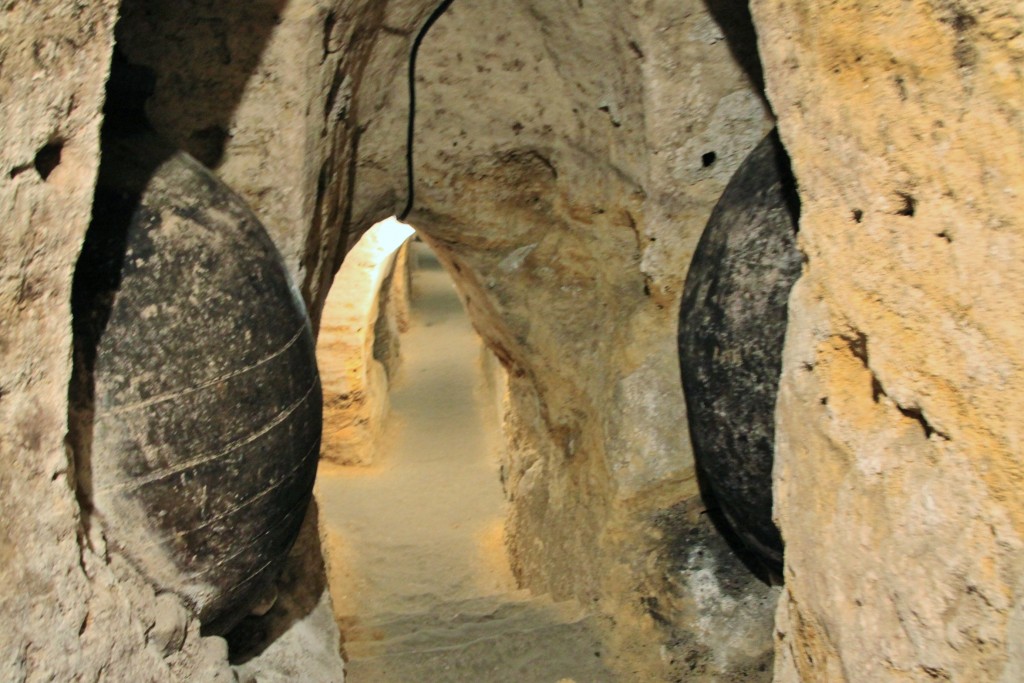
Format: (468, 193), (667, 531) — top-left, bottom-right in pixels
(9, 0), (1021, 679)
(350, 0), (779, 677)
(750, 0), (1024, 679)
(110, 0), (782, 677)
(0, 2), (234, 680)
(115, 0), (402, 325)
(108, 0), (781, 674)
(318, 222), (413, 466)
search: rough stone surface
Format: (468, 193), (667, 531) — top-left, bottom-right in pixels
(317, 221), (414, 466)
(229, 501), (345, 683)
(73, 133), (322, 632)
(1, 4), (232, 680)
(106, 2), (778, 671)
(650, 500), (780, 681)
(150, 592), (191, 656)
(749, 0), (1024, 679)
(679, 129), (801, 571)
(4, 0), (772, 679)
(115, 0), (382, 321)
(15, 0), (1023, 679)
(343, 0), (779, 677)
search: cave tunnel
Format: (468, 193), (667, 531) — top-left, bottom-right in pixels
(7, 0), (1020, 680)
(67, 0), (786, 679)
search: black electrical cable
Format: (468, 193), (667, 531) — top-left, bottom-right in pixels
(398, 0), (456, 222)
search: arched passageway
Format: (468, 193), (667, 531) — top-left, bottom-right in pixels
(52, 0), (783, 678)
(318, 237), (512, 615)
(316, 236), (618, 680)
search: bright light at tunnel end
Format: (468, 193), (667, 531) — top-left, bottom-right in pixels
(371, 216), (416, 250)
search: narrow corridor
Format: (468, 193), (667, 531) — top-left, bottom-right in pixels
(317, 242), (515, 617)
(316, 242), (616, 682)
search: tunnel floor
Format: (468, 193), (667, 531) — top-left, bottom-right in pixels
(315, 243), (617, 682)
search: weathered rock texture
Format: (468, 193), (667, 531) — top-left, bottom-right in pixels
(318, 220), (413, 466)
(749, 0), (1024, 679)
(112, 5), (776, 666)
(10, 0), (1022, 679)
(1, 2), (231, 680)
(350, 0), (778, 677)
(5, 0), (781, 679)
(649, 499), (781, 679)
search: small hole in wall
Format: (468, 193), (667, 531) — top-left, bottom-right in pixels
(701, 151), (717, 168)
(34, 141), (64, 181)
(852, 209), (863, 223)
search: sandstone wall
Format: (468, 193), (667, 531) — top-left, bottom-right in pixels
(10, 0), (1021, 679)
(750, 0), (1024, 679)
(318, 222), (414, 466)
(0, 2), (235, 680)
(115, 0), (405, 324)
(92, 8), (780, 674)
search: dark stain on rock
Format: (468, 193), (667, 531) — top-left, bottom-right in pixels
(939, 4), (978, 70)
(648, 501), (778, 680)
(845, 330), (869, 367)
(187, 125), (230, 168)
(895, 192), (917, 217)
(894, 74), (909, 101)
(322, 9), (337, 60)
(641, 595), (671, 627)
(15, 402), (47, 453)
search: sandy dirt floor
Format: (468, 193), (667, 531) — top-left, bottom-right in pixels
(315, 243), (618, 682)
(316, 242), (516, 619)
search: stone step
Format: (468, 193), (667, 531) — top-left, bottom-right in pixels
(341, 590), (561, 649)
(343, 607), (617, 683)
